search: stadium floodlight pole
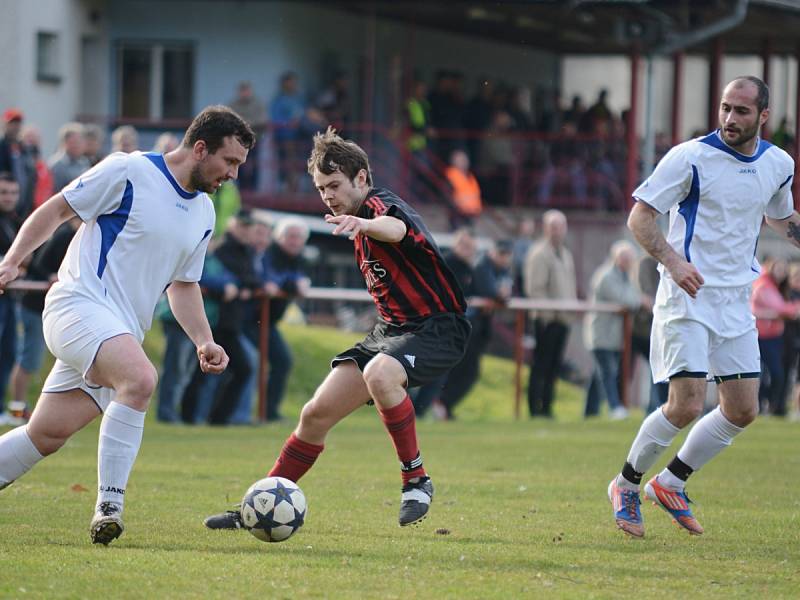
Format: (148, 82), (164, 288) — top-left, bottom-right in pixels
(641, 55), (656, 178)
(651, 0), (748, 57)
(638, 0), (749, 168)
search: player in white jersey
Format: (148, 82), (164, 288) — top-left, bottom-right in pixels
(0, 106), (255, 544)
(608, 76), (800, 538)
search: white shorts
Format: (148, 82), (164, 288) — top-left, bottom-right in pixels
(42, 359), (116, 412)
(650, 279), (760, 383)
(41, 298), (135, 412)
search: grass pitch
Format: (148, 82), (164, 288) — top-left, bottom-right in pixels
(1, 324), (798, 599)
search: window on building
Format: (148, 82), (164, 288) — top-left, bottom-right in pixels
(117, 42), (194, 120)
(36, 31), (61, 82)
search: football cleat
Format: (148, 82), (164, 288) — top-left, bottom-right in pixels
(608, 478), (644, 538)
(90, 502), (124, 545)
(399, 477), (434, 527)
(203, 505), (244, 530)
(644, 476), (704, 535)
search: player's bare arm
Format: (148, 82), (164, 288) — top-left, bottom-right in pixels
(765, 212), (800, 249)
(627, 200), (705, 298)
(166, 281), (229, 374)
(324, 213), (407, 243)
(0, 194), (77, 291)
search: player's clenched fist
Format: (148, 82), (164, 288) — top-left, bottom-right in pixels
(0, 262), (19, 294)
(197, 342), (229, 374)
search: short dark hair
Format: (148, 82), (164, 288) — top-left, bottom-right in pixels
(731, 76), (770, 112)
(182, 105), (256, 154)
(0, 172), (17, 184)
(307, 127), (372, 186)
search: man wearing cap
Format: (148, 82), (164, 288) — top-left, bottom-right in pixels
(0, 109), (35, 214)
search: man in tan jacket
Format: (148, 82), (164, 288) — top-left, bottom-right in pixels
(524, 210), (577, 417)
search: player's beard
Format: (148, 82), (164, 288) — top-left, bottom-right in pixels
(188, 164), (219, 194)
(722, 119), (760, 151)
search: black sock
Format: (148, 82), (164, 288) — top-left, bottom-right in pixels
(621, 461), (643, 485)
(666, 456), (694, 482)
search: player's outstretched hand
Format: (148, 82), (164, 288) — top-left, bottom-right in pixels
(0, 262), (20, 295)
(667, 259), (704, 299)
(325, 213), (368, 240)
(197, 342), (229, 374)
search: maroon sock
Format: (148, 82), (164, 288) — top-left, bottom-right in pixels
(267, 433), (324, 483)
(378, 395), (427, 484)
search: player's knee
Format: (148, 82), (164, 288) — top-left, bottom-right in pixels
(362, 361), (402, 399)
(664, 400), (704, 427)
(723, 403), (757, 427)
(27, 427), (67, 456)
(299, 398), (333, 433)
(118, 364), (158, 409)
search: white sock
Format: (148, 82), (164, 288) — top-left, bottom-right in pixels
(658, 407), (744, 490)
(0, 426), (44, 488)
(97, 402), (145, 510)
(617, 408), (681, 489)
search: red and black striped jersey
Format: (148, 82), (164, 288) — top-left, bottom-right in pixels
(353, 188), (467, 324)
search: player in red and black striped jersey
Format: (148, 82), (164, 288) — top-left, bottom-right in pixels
(204, 128), (470, 531)
(350, 187), (466, 323)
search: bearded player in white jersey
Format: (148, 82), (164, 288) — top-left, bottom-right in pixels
(0, 106), (255, 545)
(609, 76), (799, 537)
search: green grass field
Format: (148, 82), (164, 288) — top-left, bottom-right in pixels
(1, 324), (798, 599)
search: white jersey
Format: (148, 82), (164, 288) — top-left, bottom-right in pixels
(633, 130), (794, 288)
(46, 151), (215, 340)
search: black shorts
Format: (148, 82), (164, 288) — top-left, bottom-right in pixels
(331, 313), (471, 388)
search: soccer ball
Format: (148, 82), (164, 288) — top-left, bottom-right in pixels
(240, 476), (307, 542)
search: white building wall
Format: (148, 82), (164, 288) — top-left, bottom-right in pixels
(0, 0), (108, 155)
(105, 0), (557, 121)
(0, 2), (22, 108)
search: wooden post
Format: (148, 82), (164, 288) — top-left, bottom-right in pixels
(513, 310), (526, 419)
(258, 297), (271, 422)
(620, 311), (633, 408)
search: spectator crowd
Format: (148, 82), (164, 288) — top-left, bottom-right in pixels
(2, 80), (800, 426)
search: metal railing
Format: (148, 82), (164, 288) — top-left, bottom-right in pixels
(8, 281), (631, 421)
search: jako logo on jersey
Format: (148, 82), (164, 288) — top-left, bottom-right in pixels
(175, 202), (189, 212)
(75, 179), (85, 189)
(739, 168), (757, 174)
(359, 259), (388, 290)
(404, 354), (416, 367)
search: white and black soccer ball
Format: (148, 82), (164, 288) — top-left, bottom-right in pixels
(240, 476), (307, 543)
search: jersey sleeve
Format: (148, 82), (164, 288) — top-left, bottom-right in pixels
(174, 205), (216, 283)
(61, 152), (129, 221)
(632, 143), (694, 214)
(383, 203), (420, 247)
(765, 156), (795, 220)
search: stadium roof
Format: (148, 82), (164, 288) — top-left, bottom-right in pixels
(333, 0), (800, 55)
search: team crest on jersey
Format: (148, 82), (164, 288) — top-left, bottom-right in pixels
(360, 259), (388, 290)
